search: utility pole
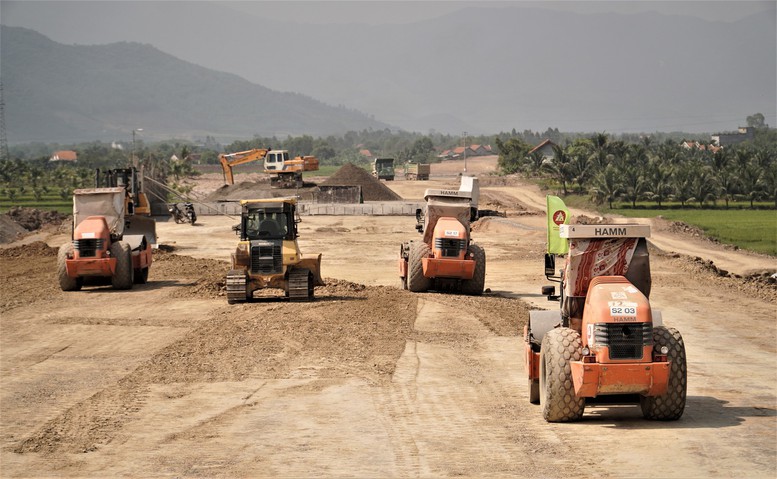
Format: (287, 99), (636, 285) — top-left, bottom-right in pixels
(132, 128), (143, 168)
(462, 131), (467, 174)
(0, 80), (9, 161)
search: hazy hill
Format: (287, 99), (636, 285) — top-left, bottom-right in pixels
(0, 26), (389, 143)
(2, 2), (774, 135)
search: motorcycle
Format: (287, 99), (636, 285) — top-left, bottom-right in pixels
(184, 202), (197, 225)
(168, 203), (186, 224)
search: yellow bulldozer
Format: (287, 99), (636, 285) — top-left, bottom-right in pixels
(226, 197), (324, 303)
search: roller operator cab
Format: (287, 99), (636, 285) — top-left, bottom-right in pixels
(398, 182), (486, 295)
(226, 198), (324, 303)
(525, 224), (687, 422)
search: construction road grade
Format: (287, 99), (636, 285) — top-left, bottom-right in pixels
(1, 167), (776, 478)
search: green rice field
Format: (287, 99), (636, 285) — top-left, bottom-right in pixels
(614, 208), (777, 256)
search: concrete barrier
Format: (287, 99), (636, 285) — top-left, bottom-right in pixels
(186, 201), (423, 217)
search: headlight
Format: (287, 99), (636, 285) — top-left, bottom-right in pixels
(660, 345), (669, 355)
(582, 347), (591, 356)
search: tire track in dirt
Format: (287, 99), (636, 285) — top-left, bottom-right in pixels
(372, 295), (588, 477)
(9, 277), (418, 455)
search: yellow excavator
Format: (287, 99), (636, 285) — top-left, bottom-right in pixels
(219, 149), (319, 188)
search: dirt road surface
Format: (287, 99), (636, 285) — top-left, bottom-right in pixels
(1, 167), (776, 477)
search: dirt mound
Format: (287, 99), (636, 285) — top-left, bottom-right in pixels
(0, 215), (29, 243)
(151, 251), (229, 299)
(478, 190), (542, 216)
(574, 215), (612, 225)
(658, 251), (777, 303)
(0, 242), (60, 313)
(665, 219), (720, 244)
(205, 177), (318, 202)
(321, 163), (402, 201)
(0, 240), (58, 258)
(6, 206), (69, 231)
(471, 216), (532, 233)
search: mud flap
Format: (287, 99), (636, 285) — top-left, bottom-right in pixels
(527, 310), (562, 346)
(526, 310), (562, 383)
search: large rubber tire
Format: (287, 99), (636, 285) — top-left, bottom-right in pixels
(57, 243), (82, 291)
(539, 327), (585, 422)
(110, 241), (134, 290)
(461, 243), (486, 295)
(407, 242), (431, 292)
(640, 326), (687, 420)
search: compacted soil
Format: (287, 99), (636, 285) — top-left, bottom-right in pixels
(1, 168), (775, 478)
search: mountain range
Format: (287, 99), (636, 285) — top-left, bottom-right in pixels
(0, 26), (388, 143)
(1, 1), (775, 143)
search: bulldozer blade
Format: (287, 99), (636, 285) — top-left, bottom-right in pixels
(298, 253), (325, 286)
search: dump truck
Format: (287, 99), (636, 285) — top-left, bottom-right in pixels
(57, 168), (157, 291)
(404, 162), (430, 180)
(372, 158), (395, 181)
(226, 197), (324, 303)
(219, 149), (319, 188)
(525, 222), (687, 422)
(398, 178), (485, 295)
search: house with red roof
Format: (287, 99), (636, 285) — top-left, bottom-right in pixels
(528, 139), (556, 159)
(49, 150), (78, 162)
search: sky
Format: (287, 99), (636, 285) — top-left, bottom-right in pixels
(1, 0), (775, 136)
(225, 0), (775, 24)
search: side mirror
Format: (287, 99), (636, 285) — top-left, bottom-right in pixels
(544, 253), (556, 277)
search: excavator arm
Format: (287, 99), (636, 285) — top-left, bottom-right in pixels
(219, 149), (270, 185)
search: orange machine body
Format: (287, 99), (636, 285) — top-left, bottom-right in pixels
(66, 216), (116, 277)
(422, 217), (475, 279)
(525, 275), (670, 398)
(65, 216), (153, 279)
(572, 276), (669, 397)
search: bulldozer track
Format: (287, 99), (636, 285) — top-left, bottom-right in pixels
(226, 269), (248, 304)
(288, 268), (313, 302)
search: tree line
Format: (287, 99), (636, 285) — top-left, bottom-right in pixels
(496, 129), (777, 208)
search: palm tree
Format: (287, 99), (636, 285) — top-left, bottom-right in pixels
(619, 163), (647, 208)
(760, 162), (777, 208)
(644, 159), (674, 207)
(590, 164), (622, 209)
(587, 132), (612, 172)
(739, 163), (764, 208)
(543, 145), (574, 195)
(526, 150), (545, 177)
(672, 165), (694, 207)
(715, 168), (740, 208)
(568, 153), (590, 193)
(690, 169), (718, 207)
